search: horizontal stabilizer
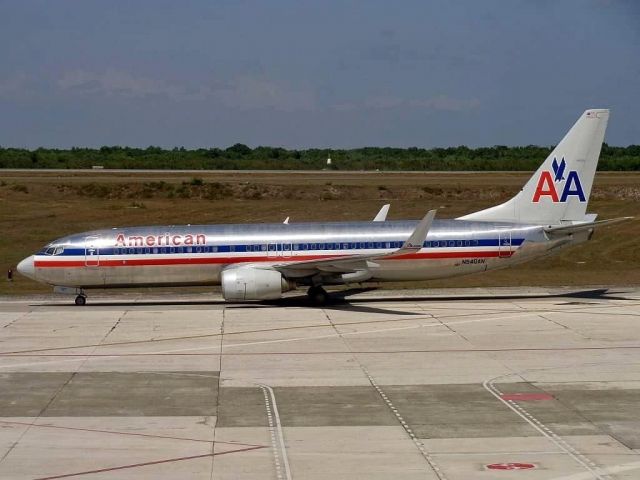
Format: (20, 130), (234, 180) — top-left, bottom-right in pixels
(544, 217), (633, 235)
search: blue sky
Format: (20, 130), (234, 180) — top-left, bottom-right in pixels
(0, 0), (638, 148)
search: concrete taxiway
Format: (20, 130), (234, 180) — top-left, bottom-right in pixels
(0, 286), (639, 479)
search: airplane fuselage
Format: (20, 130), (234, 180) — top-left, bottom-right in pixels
(21, 219), (583, 290)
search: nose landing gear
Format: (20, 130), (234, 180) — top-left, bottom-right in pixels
(74, 294), (87, 306)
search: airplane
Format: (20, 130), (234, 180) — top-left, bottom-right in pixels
(17, 109), (631, 306)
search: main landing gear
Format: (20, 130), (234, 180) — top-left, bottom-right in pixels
(307, 286), (329, 305)
(74, 294), (87, 306)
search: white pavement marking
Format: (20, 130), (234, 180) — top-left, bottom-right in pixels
(482, 375), (611, 480)
(361, 365), (447, 480)
(260, 384), (292, 480)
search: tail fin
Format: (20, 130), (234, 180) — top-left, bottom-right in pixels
(459, 109), (609, 224)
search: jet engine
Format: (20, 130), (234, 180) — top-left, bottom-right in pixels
(221, 267), (294, 301)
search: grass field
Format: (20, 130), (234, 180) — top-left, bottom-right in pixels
(1, 170), (638, 295)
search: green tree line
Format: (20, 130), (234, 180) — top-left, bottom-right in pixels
(1, 144), (639, 170)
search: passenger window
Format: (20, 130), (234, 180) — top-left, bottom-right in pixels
(456, 241), (462, 247)
(472, 240), (479, 247)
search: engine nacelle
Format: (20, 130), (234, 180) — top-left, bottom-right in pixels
(221, 267), (293, 301)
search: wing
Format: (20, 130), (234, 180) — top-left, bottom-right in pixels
(272, 210), (437, 277)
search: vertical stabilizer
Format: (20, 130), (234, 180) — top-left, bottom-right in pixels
(459, 109), (609, 224)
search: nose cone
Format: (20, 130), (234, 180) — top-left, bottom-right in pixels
(17, 255), (36, 280)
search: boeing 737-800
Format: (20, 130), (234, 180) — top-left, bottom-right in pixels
(17, 109), (630, 305)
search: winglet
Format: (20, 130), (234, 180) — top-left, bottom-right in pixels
(283, 217), (290, 224)
(398, 209), (437, 254)
(373, 204), (390, 222)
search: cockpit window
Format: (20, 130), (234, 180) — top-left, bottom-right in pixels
(42, 246), (65, 255)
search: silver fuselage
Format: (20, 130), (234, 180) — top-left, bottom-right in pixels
(21, 219), (585, 289)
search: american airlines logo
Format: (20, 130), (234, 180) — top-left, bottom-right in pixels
(115, 233), (206, 247)
(532, 157), (586, 203)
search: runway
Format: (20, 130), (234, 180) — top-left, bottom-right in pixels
(0, 287), (639, 479)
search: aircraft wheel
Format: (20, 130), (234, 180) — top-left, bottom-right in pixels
(74, 295), (87, 306)
(307, 286), (329, 305)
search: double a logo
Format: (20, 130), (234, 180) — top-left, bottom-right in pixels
(532, 157), (586, 203)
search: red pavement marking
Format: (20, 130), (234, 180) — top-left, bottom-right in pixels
(34, 445), (266, 480)
(0, 420), (264, 447)
(500, 393), (554, 401)
(487, 462), (536, 470)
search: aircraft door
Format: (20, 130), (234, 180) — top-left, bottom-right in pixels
(84, 236), (100, 267)
(498, 231), (512, 258)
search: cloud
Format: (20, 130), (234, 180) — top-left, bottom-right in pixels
(213, 75), (316, 112)
(408, 95), (481, 111)
(55, 70), (316, 111)
(334, 95), (480, 112)
(57, 69), (203, 100)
